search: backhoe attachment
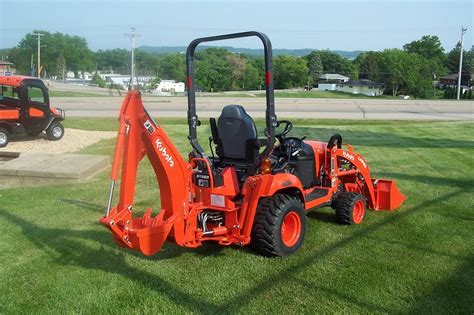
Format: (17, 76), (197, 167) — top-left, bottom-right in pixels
(99, 91), (191, 256)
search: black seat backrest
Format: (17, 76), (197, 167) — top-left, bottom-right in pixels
(215, 105), (258, 161)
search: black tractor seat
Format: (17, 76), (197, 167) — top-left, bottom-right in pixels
(210, 105), (260, 167)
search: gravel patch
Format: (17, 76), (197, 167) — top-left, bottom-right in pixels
(0, 128), (116, 154)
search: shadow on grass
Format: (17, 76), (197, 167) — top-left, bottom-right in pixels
(60, 199), (103, 213)
(1, 175), (471, 313)
(306, 208), (336, 224)
(0, 209), (220, 313)
(408, 253), (474, 313)
(211, 189), (469, 313)
(378, 172), (474, 190)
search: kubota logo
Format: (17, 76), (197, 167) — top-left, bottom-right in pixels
(155, 138), (174, 167)
(343, 151), (355, 161)
(358, 156), (367, 168)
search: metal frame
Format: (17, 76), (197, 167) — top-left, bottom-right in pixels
(186, 31), (277, 164)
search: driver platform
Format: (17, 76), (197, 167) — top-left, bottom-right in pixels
(0, 152), (108, 189)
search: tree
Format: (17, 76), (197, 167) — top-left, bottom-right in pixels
(273, 55), (308, 89)
(378, 49), (405, 96)
(9, 30), (94, 77)
(195, 48), (232, 91)
(95, 49), (129, 74)
(404, 35), (445, 61)
(157, 54), (186, 82)
(447, 42), (472, 86)
(377, 49), (434, 98)
(306, 51), (323, 83)
(403, 35), (448, 80)
(318, 50), (355, 76)
(226, 54), (246, 90)
(90, 73), (106, 88)
(242, 62), (260, 90)
(56, 52), (66, 80)
(355, 51), (381, 81)
(135, 50), (160, 76)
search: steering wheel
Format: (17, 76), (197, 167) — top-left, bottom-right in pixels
(275, 120), (293, 142)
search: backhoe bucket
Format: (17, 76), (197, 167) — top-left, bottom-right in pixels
(372, 179), (406, 211)
(101, 209), (176, 256)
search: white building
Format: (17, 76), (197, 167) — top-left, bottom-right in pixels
(336, 79), (385, 96)
(153, 80), (185, 95)
(81, 72), (93, 80)
(317, 73), (350, 91)
(101, 74), (153, 89)
(319, 73), (350, 82)
(0, 60), (15, 75)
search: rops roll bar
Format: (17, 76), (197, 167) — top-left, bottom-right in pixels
(186, 31), (277, 165)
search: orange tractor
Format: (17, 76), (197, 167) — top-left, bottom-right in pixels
(100, 32), (405, 257)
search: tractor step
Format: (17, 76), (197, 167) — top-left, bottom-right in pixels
(305, 187), (329, 202)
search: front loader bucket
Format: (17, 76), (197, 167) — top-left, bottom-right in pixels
(101, 209), (176, 256)
(372, 179), (406, 211)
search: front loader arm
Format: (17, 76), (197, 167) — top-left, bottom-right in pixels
(331, 146), (405, 211)
(100, 91), (193, 255)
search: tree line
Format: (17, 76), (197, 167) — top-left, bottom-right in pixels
(1, 30), (472, 98)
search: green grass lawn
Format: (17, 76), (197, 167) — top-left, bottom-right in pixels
(1, 118), (473, 313)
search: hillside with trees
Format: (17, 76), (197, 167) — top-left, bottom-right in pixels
(1, 30), (472, 98)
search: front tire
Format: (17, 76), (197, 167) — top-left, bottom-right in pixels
(0, 127), (10, 148)
(334, 192), (366, 225)
(251, 194), (306, 257)
(46, 122), (64, 141)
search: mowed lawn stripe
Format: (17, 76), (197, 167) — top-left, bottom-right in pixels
(0, 118), (472, 313)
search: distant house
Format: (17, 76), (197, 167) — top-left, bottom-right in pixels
(317, 73), (349, 91)
(153, 80), (185, 95)
(439, 73), (473, 88)
(0, 60), (15, 75)
(337, 79), (384, 96)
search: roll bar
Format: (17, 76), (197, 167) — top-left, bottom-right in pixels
(186, 31), (277, 164)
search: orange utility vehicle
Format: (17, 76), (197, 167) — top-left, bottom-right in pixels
(0, 76), (65, 147)
(100, 32), (405, 257)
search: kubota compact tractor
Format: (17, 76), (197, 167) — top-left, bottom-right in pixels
(100, 32), (405, 257)
(0, 75), (65, 147)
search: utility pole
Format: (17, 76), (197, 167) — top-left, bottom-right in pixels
(456, 27), (467, 100)
(33, 33), (44, 78)
(125, 27), (140, 89)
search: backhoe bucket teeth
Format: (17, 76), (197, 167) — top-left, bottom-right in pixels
(102, 210), (176, 256)
(372, 179), (406, 211)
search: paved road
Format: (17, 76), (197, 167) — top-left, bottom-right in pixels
(52, 96), (473, 120)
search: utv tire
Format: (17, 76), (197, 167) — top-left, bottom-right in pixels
(334, 192), (366, 225)
(46, 122), (64, 141)
(0, 127), (9, 148)
(251, 194), (306, 257)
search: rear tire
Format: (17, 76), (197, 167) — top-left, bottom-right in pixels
(334, 192), (366, 225)
(46, 122), (64, 141)
(251, 194), (306, 257)
(0, 127), (10, 148)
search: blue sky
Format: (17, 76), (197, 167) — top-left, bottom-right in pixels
(0, 0), (472, 52)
